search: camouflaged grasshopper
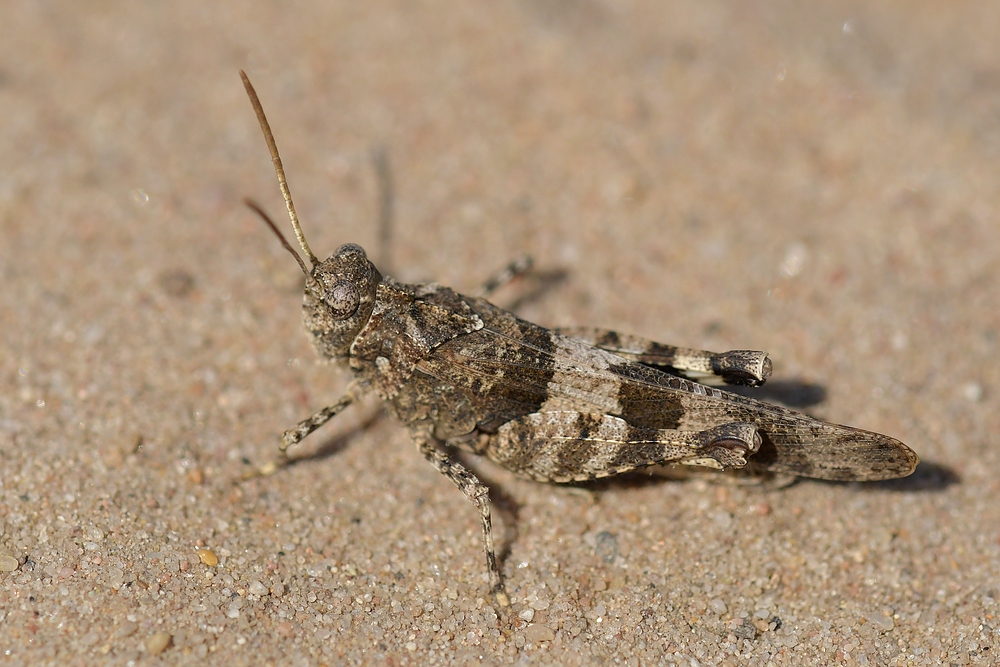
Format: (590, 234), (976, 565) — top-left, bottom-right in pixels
(240, 72), (918, 606)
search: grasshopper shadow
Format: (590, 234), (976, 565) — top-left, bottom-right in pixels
(577, 458), (958, 494)
(283, 407), (388, 466)
(867, 460), (959, 491)
(725, 378), (827, 409)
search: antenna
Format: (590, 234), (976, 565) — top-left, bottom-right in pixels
(240, 70), (320, 268)
(243, 198), (311, 277)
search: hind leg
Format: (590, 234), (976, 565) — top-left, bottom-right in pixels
(557, 326), (771, 387)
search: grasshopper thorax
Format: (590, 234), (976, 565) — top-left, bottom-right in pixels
(303, 243), (382, 360)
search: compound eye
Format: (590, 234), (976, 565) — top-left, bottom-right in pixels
(325, 279), (361, 319)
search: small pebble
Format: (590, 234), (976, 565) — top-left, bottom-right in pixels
(249, 581), (269, 596)
(144, 632), (172, 655)
(114, 621), (137, 638)
(962, 382), (983, 402)
(0, 555), (19, 572)
(197, 549), (219, 566)
(518, 608), (535, 622)
(733, 619), (757, 640)
(709, 598), (728, 614)
(868, 611), (894, 631)
(594, 531), (619, 563)
(522, 624), (555, 643)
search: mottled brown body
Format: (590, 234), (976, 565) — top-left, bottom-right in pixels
(240, 71), (918, 605)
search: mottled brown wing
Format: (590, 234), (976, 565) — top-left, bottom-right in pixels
(414, 308), (917, 482)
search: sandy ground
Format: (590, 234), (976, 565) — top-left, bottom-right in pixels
(2, 1), (999, 665)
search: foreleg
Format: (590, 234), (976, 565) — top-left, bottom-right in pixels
(279, 379), (369, 453)
(252, 380), (369, 477)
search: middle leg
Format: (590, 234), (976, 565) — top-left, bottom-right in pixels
(410, 423), (510, 607)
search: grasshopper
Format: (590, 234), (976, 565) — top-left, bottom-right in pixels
(239, 72), (918, 606)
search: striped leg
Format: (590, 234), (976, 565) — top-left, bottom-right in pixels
(411, 423), (510, 607)
(557, 326), (772, 387)
(484, 411), (761, 483)
(251, 380), (370, 478)
(279, 380), (369, 453)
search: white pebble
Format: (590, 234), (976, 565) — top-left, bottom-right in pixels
(962, 382), (983, 402)
(0, 555), (18, 572)
(868, 611), (894, 631)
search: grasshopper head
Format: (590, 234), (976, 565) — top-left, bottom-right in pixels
(240, 73), (384, 361)
(302, 243), (382, 359)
